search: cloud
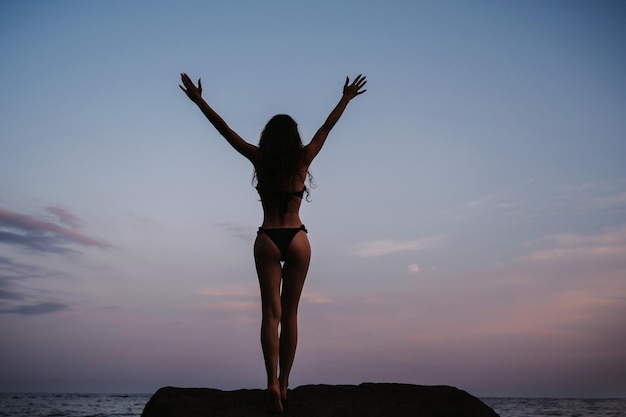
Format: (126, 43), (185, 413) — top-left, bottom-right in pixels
(407, 263), (420, 274)
(196, 285), (334, 316)
(0, 287), (24, 301)
(0, 301), (69, 315)
(0, 207), (113, 253)
(570, 180), (626, 211)
(351, 236), (443, 257)
(450, 178), (626, 224)
(520, 225), (626, 267)
(0, 255), (51, 280)
(214, 222), (256, 243)
(198, 285), (257, 298)
(302, 291), (333, 304)
(588, 191), (626, 210)
(294, 227), (626, 396)
(45, 206), (82, 229)
(461, 194), (499, 209)
(0, 256), (71, 314)
(0, 255), (61, 296)
(0, 230), (79, 255)
(449, 179), (537, 219)
(197, 284), (259, 315)
(467, 225), (626, 340)
(0, 205), (110, 315)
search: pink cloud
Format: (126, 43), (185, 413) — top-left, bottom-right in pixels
(351, 236), (444, 257)
(45, 205), (82, 229)
(291, 225), (626, 395)
(0, 206), (113, 251)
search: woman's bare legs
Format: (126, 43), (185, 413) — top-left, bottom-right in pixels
(255, 234), (283, 412)
(254, 231), (310, 412)
(279, 232), (310, 400)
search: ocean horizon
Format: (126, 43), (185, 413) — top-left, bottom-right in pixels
(1, 392), (626, 417)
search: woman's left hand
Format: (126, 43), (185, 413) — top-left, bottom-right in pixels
(179, 73), (203, 103)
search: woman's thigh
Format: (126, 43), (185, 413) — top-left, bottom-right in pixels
(282, 231), (311, 312)
(254, 234), (283, 315)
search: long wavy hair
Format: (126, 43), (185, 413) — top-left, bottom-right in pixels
(254, 114), (313, 195)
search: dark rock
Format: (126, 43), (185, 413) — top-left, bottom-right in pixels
(141, 382), (500, 417)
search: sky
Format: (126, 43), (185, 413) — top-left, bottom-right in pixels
(1, 0), (625, 397)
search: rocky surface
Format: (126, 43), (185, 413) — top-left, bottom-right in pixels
(141, 382), (500, 417)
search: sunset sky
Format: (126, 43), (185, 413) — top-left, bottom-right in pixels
(1, 1), (625, 397)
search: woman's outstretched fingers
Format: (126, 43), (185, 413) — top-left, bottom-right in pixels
(355, 75), (367, 95)
(343, 74), (367, 99)
(180, 73), (203, 102)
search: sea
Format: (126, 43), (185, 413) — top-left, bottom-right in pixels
(1, 393), (626, 417)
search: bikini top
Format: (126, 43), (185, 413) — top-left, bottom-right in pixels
(256, 186), (306, 217)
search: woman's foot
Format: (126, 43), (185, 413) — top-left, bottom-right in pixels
(267, 385), (283, 413)
(279, 380), (288, 402)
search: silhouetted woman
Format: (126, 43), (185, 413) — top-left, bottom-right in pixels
(180, 72), (366, 412)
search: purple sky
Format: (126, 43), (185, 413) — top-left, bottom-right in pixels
(1, 1), (625, 396)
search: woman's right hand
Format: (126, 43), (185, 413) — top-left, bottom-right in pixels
(179, 72), (203, 103)
(343, 74), (367, 100)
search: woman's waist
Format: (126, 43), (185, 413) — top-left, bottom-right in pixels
(260, 213), (303, 228)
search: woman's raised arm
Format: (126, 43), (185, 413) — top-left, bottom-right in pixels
(303, 74), (367, 165)
(180, 73), (258, 162)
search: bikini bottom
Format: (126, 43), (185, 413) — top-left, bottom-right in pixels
(257, 224), (307, 261)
